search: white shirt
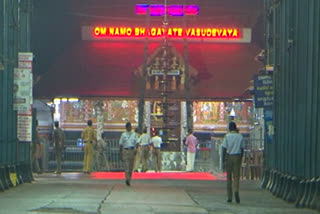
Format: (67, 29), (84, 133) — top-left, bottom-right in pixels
(151, 135), (162, 148)
(222, 132), (244, 155)
(119, 131), (139, 148)
(138, 133), (151, 146)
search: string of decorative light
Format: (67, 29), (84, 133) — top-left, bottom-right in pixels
(159, 0), (171, 139)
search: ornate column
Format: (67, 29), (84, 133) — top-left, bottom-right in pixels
(180, 101), (187, 148)
(137, 7), (150, 132)
(94, 101), (104, 141)
(219, 102), (225, 122)
(180, 101), (187, 170)
(144, 101), (151, 135)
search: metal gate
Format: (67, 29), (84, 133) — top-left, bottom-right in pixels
(209, 137), (264, 179)
(48, 138), (123, 172)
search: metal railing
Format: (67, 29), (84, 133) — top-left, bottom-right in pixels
(205, 138), (264, 179)
(46, 137), (264, 178)
(47, 138), (123, 172)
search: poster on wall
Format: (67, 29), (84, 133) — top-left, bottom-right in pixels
(13, 68), (33, 113)
(16, 115), (32, 142)
(264, 109), (273, 143)
(13, 52), (33, 142)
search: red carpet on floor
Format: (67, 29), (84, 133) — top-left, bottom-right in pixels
(91, 172), (225, 180)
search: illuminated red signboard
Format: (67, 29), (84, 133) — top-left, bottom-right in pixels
(82, 26), (252, 43)
(135, 4), (148, 15)
(150, 4), (165, 16)
(184, 5), (199, 15)
(167, 5), (184, 16)
(93, 26), (240, 39)
(136, 4), (199, 16)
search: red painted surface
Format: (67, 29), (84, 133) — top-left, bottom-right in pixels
(91, 172), (226, 180)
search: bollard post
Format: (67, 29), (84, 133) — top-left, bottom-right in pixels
(310, 177), (320, 210)
(299, 179), (312, 208)
(8, 165), (17, 187)
(271, 171), (279, 195)
(316, 178), (320, 211)
(27, 163), (34, 182)
(273, 172), (281, 196)
(0, 166), (5, 191)
(5, 166), (13, 188)
(267, 170), (275, 192)
(21, 163), (33, 183)
(275, 173), (284, 197)
(279, 174), (289, 199)
(261, 168), (270, 189)
(0, 166), (9, 189)
(295, 179), (306, 208)
(287, 176), (299, 203)
(15, 164), (24, 185)
(305, 178), (316, 208)
(20, 163), (28, 183)
(0, 178), (4, 191)
(283, 175), (292, 201)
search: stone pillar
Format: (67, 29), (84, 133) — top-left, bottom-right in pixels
(94, 101), (104, 141)
(180, 101), (187, 149)
(180, 101), (187, 170)
(144, 101), (151, 135)
(219, 102), (225, 122)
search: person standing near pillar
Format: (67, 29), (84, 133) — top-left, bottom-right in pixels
(222, 122), (244, 203)
(81, 120), (96, 174)
(151, 130), (163, 172)
(133, 128), (142, 172)
(95, 133), (110, 171)
(31, 120), (42, 174)
(53, 121), (64, 174)
(185, 128), (198, 172)
(119, 122), (139, 186)
(138, 128), (151, 172)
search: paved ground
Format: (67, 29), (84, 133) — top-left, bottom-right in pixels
(0, 172), (318, 214)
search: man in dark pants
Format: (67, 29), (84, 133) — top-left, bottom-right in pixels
(222, 122), (244, 203)
(151, 130), (163, 173)
(119, 122), (139, 186)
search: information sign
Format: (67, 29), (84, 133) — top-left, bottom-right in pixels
(254, 75), (273, 108)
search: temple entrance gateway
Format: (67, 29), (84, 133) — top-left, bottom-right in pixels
(37, 98), (256, 173)
(31, 0), (263, 175)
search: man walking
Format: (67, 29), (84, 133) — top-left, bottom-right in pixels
(222, 122), (244, 203)
(151, 130), (163, 172)
(82, 120), (96, 174)
(119, 122), (139, 186)
(53, 121), (64, 174)
(185, 129), (198, 172)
